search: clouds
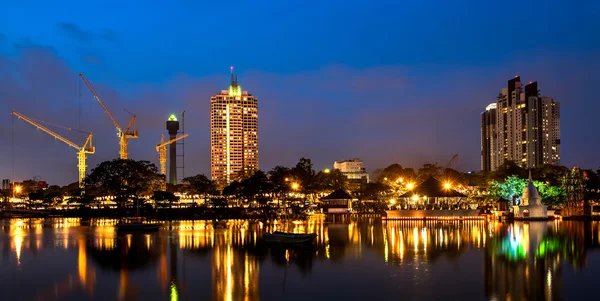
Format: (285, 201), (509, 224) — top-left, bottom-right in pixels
(58, 22), (118, 43)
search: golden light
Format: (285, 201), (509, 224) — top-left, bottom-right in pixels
(14, 185), (22, 193)
(291, 183), (299, 190)
(406, 182), (415, 190)
(384, 177), (388, 181)
(324, 168), (331, 173)
(284, 177), (289, 182)
(412, 195), (419, 201)
(390, 199), (396, 205)
(444, 182), (451, 189)
(397, 177), (404, 183)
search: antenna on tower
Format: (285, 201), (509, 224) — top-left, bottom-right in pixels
(177, 110), (186, 181)
(230, 66), (235, 86)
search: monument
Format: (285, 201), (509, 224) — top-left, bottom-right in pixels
(513, 171), (548, 220)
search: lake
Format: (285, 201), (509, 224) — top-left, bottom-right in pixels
(1, 217), (599, 301)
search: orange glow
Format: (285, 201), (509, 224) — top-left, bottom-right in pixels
(406, 182), (415, 190)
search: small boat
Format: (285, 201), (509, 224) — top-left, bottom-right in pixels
(263, 231), (317, 244)
(116, 217), (161, 232)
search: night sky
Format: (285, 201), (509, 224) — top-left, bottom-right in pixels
(1, 0), (599, 185)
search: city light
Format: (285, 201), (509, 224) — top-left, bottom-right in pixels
(14, 185), (22, 193)
(291, 183), (299, 190)
(396, 177), (404, 183)
(406, 182), (415, 190)
(324, 168), (331, 173)
(444, 182), (451, 190)
(389, 199), (396, 205)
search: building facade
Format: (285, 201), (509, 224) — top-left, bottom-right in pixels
(210, 68), (258, 187)
(333, 159), (369, 183)
(481, 76), (560, 171)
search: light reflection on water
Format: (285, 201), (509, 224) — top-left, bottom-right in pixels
(0, 218), (599, 301)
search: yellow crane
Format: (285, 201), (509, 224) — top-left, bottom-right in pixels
(11, 111), (95, 188)
(78, 73), (138, 159)
(156, 133), (189, 177)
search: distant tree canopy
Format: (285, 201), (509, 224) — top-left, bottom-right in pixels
(182, 174), (218, 196)
(85, 159), (163, 198)
(489, 175), (566, 206)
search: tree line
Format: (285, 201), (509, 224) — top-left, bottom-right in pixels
(3, 157), (599, 209)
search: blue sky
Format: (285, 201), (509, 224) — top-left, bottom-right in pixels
(1, 0), (599, 185)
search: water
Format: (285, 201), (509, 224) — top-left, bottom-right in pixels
(1, 218), (599, 301)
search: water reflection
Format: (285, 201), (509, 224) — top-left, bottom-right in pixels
(1, 218), (600, 301)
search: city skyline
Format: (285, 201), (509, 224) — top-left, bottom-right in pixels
(1, 1), (599, 185)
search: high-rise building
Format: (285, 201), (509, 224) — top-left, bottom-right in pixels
(481, 103), (497, 171)
(481, 76), (560, 171)
(210, 67), (259, 187)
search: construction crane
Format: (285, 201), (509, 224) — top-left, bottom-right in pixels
(156, 133), (189, 177)
(446, 154), (459, 169)
(78, 73), (138, 159)
(11, 111), (95, 188)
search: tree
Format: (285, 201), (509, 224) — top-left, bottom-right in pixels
(316, 169), (347, 192)
(240, 170), (272, 203)
(417, 163), (443, 180)
(489, 176), (527, 205)
(182, 174), (217, 196)
(152, 191), (179, 208)
(489, 175), (566, 206)
(291, 157), (317, 194)
(269, 166), (291, 196)
(85, 159), (163, 207)
(223, 181), (243, 199)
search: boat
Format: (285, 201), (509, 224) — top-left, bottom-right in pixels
(262, 231), (317, 244)
(116, 217), (161, 232)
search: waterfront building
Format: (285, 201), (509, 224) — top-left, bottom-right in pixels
(321, 189), (353, 213)
(210, 68), (259, 188)
(481, 76), (560, 171)
(333, 159), (369, 185)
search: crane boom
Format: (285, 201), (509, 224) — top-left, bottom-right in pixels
(78, 73), (122, 133)
(12, 111), (94, 188)
(156, 133), (189, 150)
(156, 133), (189, 188)
(12, 111), (82, 150)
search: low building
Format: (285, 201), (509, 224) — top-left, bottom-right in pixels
(320, 189), (353, 213)
(333, 159), (369, 188)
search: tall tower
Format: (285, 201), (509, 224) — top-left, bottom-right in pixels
(210, 67), (259, 188)
(166, 115), (179, 185)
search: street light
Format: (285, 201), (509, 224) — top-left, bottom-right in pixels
(324, 168), (331, 174)
(14, 185), (21, 194)
(406, 182), (415, 190)
(390, 199), (396, 205)
(291, 183), (299, 190)
(444, 182), (451, 190)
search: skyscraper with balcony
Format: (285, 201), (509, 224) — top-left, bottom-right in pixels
(210, 68), (259, 187)
(481, 76), (560, 171)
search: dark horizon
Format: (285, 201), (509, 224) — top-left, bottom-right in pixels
(1, 0), (599, 185)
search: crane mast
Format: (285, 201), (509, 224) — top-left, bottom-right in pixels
(78, 73), (138, 159)
(156, 133), (189, 189)
(11, 111), (95, 188)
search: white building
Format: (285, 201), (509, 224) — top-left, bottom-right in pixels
(333, 159), (369, 183)
(210, 68), (259, 187)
